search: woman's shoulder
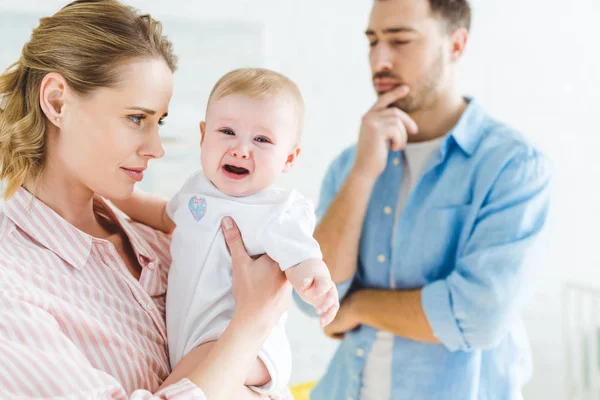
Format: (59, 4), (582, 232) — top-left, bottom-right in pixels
(0, 209), (19, 257)
(0, 210), (40, 285)
(0, 207), (11, 237)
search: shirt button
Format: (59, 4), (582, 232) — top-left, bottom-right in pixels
(356, 348), (365, 357)
(377, 254), (386, 263)
(147, 263), (155, 270)
(393, 157), (400, 166)
(384, 206), (392, 215)
(146, 302), (154, 311)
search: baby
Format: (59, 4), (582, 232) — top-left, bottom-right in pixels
(112, 68), (339, 396)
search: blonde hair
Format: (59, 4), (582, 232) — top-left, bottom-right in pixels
(207, 68), (305, 141)
(0, 0), (177, 200)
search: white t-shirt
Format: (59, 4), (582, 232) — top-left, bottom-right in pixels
(360, 136), (446, 400)
(165, 170), (322, 395)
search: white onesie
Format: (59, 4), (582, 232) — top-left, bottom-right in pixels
(165, 170), (322, 395)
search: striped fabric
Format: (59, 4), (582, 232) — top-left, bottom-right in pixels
(0, 187), (204, 398)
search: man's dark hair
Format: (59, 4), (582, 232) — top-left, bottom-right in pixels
(429, 0), (471, 31)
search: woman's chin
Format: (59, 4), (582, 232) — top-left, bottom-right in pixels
(96, 184), (135, 201)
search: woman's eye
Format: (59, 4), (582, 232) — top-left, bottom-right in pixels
(128, 115), (145, 125)
(255, 136), (271, 144)
(158, 119), (166, 126)
(220, 128), (235, 135)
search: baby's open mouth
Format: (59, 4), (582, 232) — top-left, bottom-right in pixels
(223, 164), (250, 175)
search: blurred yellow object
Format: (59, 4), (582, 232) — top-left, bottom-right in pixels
(289, 381), (316, 399)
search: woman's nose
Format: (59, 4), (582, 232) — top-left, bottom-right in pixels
(141, 127), (165, 160)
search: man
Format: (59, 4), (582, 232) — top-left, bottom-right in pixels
(294, 0), (552, 399)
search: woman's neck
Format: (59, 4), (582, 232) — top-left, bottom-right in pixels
(23, 167), (109, 239)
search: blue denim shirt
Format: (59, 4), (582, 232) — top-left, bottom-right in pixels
(295, 99), (552, 400)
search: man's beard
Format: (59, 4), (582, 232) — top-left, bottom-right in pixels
(376, 51), (445, 114)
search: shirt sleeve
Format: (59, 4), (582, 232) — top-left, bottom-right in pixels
(0, 296), (206, 399)
(261, 194), (322, 271)
(421, 151), (552, 352)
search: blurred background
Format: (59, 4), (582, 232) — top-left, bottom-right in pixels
(0, 0), (599, 399)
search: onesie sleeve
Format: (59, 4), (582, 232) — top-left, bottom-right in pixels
(260, 194), (323, 271)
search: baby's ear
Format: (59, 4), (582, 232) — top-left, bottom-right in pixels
(199, 121), (206, 145)
(283, 146), (301, 173)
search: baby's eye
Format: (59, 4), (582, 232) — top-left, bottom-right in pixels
(255, 136), (272, 144)
(220, 128), (235, 135)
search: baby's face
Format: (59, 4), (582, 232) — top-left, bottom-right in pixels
(200, 94), (301, 197)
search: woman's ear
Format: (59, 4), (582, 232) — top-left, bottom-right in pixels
(283, 146), (301, 173)
(39, 72), (68, 127)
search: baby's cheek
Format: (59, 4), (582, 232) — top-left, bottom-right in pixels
(258, 155), (285, 182)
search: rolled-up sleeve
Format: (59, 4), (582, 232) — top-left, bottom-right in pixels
(421, 152), (552, 352)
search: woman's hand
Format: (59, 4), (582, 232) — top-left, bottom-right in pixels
(222, 216), (292, 330)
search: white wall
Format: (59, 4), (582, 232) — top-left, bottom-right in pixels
(1, 1), (599, 399)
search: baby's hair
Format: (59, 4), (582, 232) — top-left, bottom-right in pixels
(207, 68), (304, 142)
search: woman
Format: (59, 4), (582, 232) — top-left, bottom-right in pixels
(0, 1), (291, 399)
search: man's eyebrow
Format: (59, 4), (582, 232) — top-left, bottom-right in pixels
(365, 27), (417, 35)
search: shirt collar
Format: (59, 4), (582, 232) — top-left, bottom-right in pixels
(443, 97), (488, 157)
(100, 200), (158, 266)
(3, 187), (157, 270)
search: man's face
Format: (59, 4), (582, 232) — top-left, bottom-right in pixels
(367, 0), (454, 113)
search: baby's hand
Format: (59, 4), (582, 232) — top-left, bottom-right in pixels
(286, 260), (340, 327)
(302, 275), (339, 327)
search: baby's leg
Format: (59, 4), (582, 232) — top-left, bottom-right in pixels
(160, 341), (216, 389)
(246, 357), (270, 387)
(160, 341), (271, 392)
(248, 314), (292, 396)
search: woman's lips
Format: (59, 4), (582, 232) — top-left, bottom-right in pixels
(121, 168), (144, 182)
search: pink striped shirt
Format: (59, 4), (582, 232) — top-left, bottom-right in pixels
(0, 187), (204, 398)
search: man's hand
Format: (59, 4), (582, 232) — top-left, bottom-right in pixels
(324, 293), (360, 340)
(354, 85), (418, 180)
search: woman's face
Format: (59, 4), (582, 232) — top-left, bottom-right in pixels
(54, 58), (173, 200)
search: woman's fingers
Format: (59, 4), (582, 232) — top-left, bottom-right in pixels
(221, 216), (252, 268)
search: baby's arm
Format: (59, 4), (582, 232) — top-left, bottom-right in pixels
(286, 259), (339, 327)
(261, 194), (340, 327)
(110, 188), (175, 234)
